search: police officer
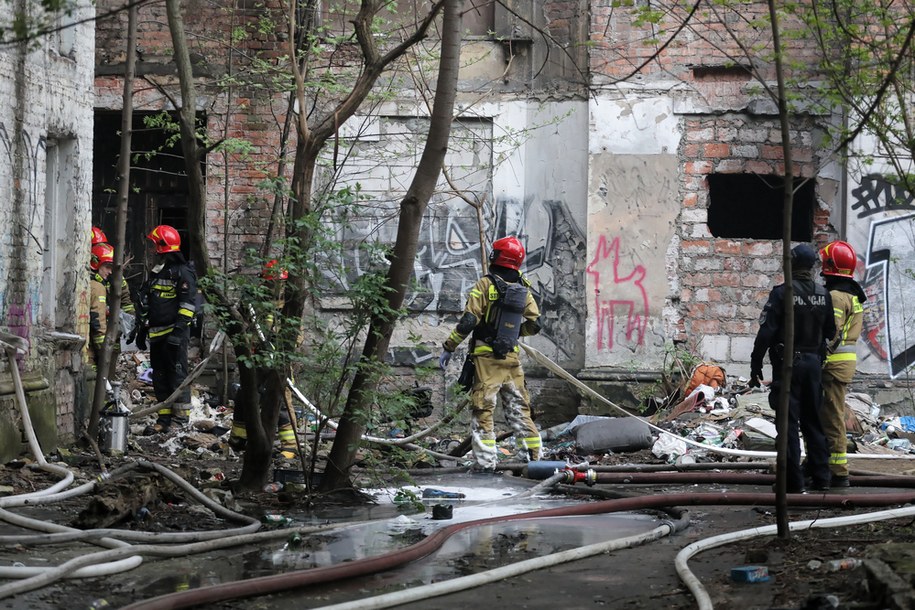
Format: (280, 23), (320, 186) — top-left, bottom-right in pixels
(439, 236), (542, 471)
(751, 244), (836, 493)
(140, 225), (198, 435)
(819, 241), (867, 488)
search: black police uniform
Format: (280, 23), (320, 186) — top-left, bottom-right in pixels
(751, 255), (836, 492)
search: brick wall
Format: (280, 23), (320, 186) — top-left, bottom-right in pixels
(590, 0), (811, 85)
(676, 114), (833, 365)
(0, 0), (96, 454)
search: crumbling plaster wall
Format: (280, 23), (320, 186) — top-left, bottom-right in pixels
(93, 0), (592, 383)
(586, 88), (834, 376)
(0, 1), (95, 461)
(587, 0), (837, 378)
(586, 94), (680, 369)
(324, 99), (589, 374)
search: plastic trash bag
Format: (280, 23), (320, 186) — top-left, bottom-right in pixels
(652, 432), (688, 463)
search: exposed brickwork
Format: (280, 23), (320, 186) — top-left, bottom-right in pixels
(590, 0), (814, 89)
(94, 0), (594, 274)
(674, 114), (830, 362)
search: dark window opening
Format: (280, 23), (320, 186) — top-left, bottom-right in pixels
(93, 110), (204, 295)
(691, 64), (752, 80)
(707, 173), (814, 241)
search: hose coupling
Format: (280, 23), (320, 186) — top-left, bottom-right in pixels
(560, 468), (597, 486)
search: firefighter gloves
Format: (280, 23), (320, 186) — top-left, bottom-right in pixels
(439, 350), (452, 370)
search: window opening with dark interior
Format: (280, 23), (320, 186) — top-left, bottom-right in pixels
(707, 173), (814, 241)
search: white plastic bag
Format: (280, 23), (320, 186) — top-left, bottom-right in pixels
(652, 432), (688, 462)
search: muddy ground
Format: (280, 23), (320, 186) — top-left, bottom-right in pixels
(3, 348), (915, 609)
(3, 444), (915, 610)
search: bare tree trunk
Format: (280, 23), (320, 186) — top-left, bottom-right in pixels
(87, 2), (137, 439)
(768, 0), (795, 538)
(165, 0), (208, 277)
(165, 0), (273, 488)
(322, 0), (465, 490)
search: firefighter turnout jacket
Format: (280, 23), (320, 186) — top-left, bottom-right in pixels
(823, 276), (867, 383)
(89, 272), (136, 351)
(143, 257), (197, 342)
(443, 270), (541, 356)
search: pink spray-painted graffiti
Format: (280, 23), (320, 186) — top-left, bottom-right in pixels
(586, 235), (649, 350)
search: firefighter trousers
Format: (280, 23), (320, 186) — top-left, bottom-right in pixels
(821, 371), (849, 478)
(469, 353), (541, 469)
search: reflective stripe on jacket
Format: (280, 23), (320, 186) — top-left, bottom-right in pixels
(824, 290), (863, 382)
(443, 274), (540, 355)
(89, 275), (108, 347)
(144, 260), (198, 340)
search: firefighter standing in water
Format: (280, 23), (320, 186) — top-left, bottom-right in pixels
(139, 225), (198, 435)
(819, 240), (867, 488)
(228, 259), (298, 458)
(439, 236), (542, 471)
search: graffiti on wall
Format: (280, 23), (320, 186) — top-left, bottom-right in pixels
(0, 120), (47, 342)
(325, 195), (586, 364)
(851, 175), (915, 218)
(850, 174), (915, 378)
(585, 234), (648, 350)
(862, 211), (915, 377)
(0, 123), (10, 318)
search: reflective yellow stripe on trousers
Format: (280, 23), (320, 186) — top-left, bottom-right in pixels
(829, 452), (847, 466)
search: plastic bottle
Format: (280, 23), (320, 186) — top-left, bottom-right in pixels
(287, 532), (303, 549)
(262, 514), (292, 526)
(825, 558), (862, 572)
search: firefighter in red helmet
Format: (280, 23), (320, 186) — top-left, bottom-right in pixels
(140, 225), (198, 435)
(88, 225), (136, 346)
(228, 259), (299, 459)
(819, 240), (866, 488)
(88, 236), (136, 376)
(439, 236), (542, 471)
(88, 243), (115, 367)
(91, 226), (108, 246)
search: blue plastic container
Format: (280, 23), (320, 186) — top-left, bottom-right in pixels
(525, 461), (569, 480)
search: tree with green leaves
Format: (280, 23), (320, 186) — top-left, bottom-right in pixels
(322, 0), (464, 491)
(161, 0), (454, 489)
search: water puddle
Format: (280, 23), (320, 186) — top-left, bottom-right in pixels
(42, 473), (669, 604)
